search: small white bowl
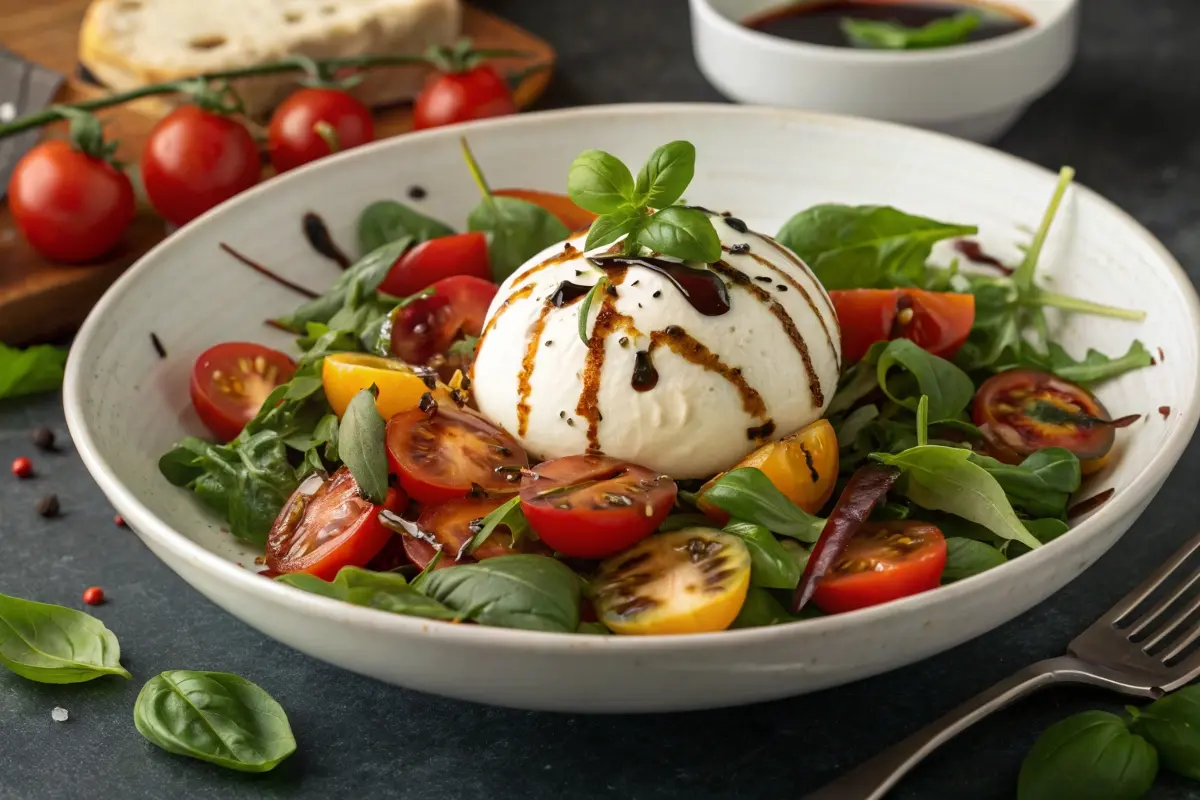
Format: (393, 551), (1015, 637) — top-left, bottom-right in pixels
(689, 0), (1079, 142)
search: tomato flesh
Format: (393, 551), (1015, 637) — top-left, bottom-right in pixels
(267, 87), (375, 173)
(378, 233), (491, 297)
(829, 288), (975, 364)
(389, 275), (497, 366)
(973, 369), (1116, 465)
(266, 467), (404, 581)
(811, 521), (947, 614)
(413, 66), (517, 130)
(386, 406), (528, 504)
(403, 494), (545, 569)
(190, 342), (296, 441)
(519, 455), (677, 559)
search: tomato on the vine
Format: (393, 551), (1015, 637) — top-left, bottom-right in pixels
(810, 521), (947, 614)
(268, 87), (375, 173)
(413, 65), (517, 130)
(378, 233), (491, 297)
(389, 275), (497, 366)
(9, 139), (135, 263)
(141, 105), (260, 226)
(190, 342), (295, 442)
(829, 288), (975, 364)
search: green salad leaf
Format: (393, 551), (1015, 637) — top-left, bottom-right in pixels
(278, 567), (459, 619)
(875, 339), (975, 421)
(357, 199), (454, 254)
(421, 555), (582, 632)
(700, 468), (826, 542)
(941, 537), (1007, 582)
(842, 11), (980, 50)
(1130, 686), (1200, 780)
(724, 521), (802, 590)
(0, 342), (69, 400)
(1018, 711), (1157, 800)
(0, 592), (131, 683)
(338, 387), (389, 504)
(465, 495), (530, 556)
(730, 587), (799, 629)
(969, 448), (1081, 519)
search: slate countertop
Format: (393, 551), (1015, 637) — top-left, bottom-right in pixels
(2, 0), (1199, 797)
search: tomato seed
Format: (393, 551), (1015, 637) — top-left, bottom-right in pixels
(82, 587), (105, 606)
(11, 456), (33, 479)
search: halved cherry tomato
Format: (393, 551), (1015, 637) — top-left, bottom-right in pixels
(413, 65), (517, 130)
(378, 233), (491, 297)
(386, 405), (528, 504)
(389, 275), (498, 365)
(494, 189), (598, 231)
(829, 288), (975, 364)
(190, 342), (296, 441)
(321, 352), (452, 421)
(266, 467), (404, 581)
(403, 495), (547, 569)
(973, 369), (1118, 469)
(267, 87), (375, 173)
(698, 420), (839, 524)
(811, 521), (947, 614)
(519, 455), (677, 559)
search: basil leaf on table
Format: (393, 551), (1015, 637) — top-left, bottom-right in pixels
(969, 448), (1081, 519)
(700, 468), (826, 542)
(730, 587), (798, 629)
(842, 11), (980, 50)
(636, 205), (722, 264)
(940, 537), (1007, 583)
(1018, 711), (1157, 800)
(566, 149), (636, 214)
(0, 593), (131, 683)
(876, 339), (975, 421)
(468, 195), (570, 283)
(724, 521), (802, 590)
(1130, 685), (1200, 780)
(134, 670), (296, 773)
(357, 200), (454, 254)
(0, 342), (69, 400)
(277, 567), (459, 619)
(421, 554), (581, 633)
(633, 140), (695, 208)
(274, 237), (413, 332)
(339, 387), (389, 504)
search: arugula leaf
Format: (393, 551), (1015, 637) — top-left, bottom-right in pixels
(0, 592), (131, 683)
(633, 140), (695, 208)
(941, 537), (1007, 583)
(273, 237), (412, 332)
(730, 587), (799, 628)
(420, 555), (582, 633)
(277, 567), (459, 619)
(464, 495), (530, 556)
(566, 149), (635, 214)
(0, 342), (68, 400)
(1130, 686), (1200, 780)
(875, 339), (975, 421)
(357, 200), (454, 254)
(842, 11), (980, 50)
(339, 387), (389, 504)
(700, 468), (826, 542)
(969, 448), (1081, 519)
(1018, 711), (1157, 800)
(999, 340), (1154, 385)
(724, 521), (802, 590)
(637, 205), (722, 263)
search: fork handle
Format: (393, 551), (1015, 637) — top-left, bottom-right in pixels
(804, 655), (1161, 800)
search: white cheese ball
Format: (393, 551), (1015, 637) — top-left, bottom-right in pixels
(471, 213), (842, 478)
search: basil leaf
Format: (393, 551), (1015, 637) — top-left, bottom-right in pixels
(585, 206), (643, 252)
(730, 587), (797, 629)
(941, 537), (1007, 583)
(776, 204), (975, 290)
(876, 339), (975, 421)
(567, 149), (636, 214)
(421, 555), (582, 632)
(339, 387), (388, 504)
(842, 11), (980, 50)
(969, 448), (1081, 519)
(634, 141), (695, 208)
(275, 237), (412, 332)
(465, 495), (529, 555)
(636, 205), (721, 264)
(468, 195), (570, 282)
(1131, 686), (1200, 780)
(875, 445), (1042, 550)
(724, 521), (802, 590)
(0, 342), (68, 400)
(1018, 711), (1157, 800)
(357, 200), (454, 254)
(134, 670), (296, 773)
(278, 567), (459, 619)
(826, 361), (881, 415)
(700, 468), (825, 542)
(577, 621), (612, 635)
(659, 513), (715, 532)
(0, 593), (131, 683)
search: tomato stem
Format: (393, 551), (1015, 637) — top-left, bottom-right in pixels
(1012, 166), (1075, 292)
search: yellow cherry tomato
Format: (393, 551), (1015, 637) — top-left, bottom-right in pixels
(593, 528), (751, 635)
(322, 353), (451, 421)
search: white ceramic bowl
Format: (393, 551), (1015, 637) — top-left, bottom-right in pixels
(65, 104), (1199, 713)
(689, 0), (1079, 142)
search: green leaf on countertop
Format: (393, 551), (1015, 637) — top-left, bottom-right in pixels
(700, 468), (826, 542)
(1017, 711), (1157, 800)
(724, 521), (802, 590)
(0, 342), (69, 400)
(357, 200), (454, 254)
(0, 592), (131, 683)
(421, 555), (582, 633)
(842, 11), (981, 50)
(1130, 685), (1200, 781)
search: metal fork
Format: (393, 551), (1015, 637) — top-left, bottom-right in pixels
(807, 530), (1200, 800)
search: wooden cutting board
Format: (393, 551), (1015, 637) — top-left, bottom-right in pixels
(0, 0), (555, 346)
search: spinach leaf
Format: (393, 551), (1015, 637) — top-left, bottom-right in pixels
(274, 237), (413, 332)
(730, 587), (797, 629)
(465, 495), (530, 555)
(724, 521), (802, 590)
(941, 538), (1007, 583)
(277, 567), (459, 619)
(700, 468), (826, 542)
(0, 593), (131, 683)
(357, 200), (454, 254)
(875, 445), (1042, 550)
(566, 149), (635, 214)
(775, 204), (976, 290)
(1018, 711), (1157, 800)
(1131, 686), (1200, 780)
(969, 448), (1081, 519)
(637, 205), (722, 263)
(633, 140), (695, 208)
(134, 670), (296, 772)
(876, 339), (975, 421)
(0, 342), (69, 400)
(468, 195), (570, 282)
(842, 11), (980, 50)
(338, 387), (388, 504)
(420, 555), (582, 633)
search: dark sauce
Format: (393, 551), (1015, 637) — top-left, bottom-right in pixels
(589, 255), (731, 316)
(744, 1), (1032, 49)
(550, 281), (592, 307)
(631, 350), (659, 392)
(302, 212), (351, 269)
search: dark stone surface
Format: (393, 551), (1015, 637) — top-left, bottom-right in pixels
(2, 0), (1199, 797)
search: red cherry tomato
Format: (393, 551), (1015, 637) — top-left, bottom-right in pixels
(402, 494), (547, 569)
(811, 521), (947, 614)
(266, 467), (403, 581)
(141, 105), (260, 227)
(389, 275), (498, 365)
(190, 342), (296, 442)
(493, 189), (598, 231)
(267, 87), (375, 173)
(386, 405), (528, 504)
(8, 140), (135, 263)
(829, 288), (975, 364)
(378, 233), (491, 297)
(413, 66), (517, 130)
(519, 455), (677, 559)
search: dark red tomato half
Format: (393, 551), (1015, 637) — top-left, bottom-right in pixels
(811, 521), (947, 614)
(386, 406), (528, 504)
(403, 495), (548, 569)
(829, 288), (975, 364)
(378, 233), (491, 297)
(266, 467), (405, 581)
(412, 66), (517, 130)
(519, 455), (677, 559)
(190, 342), (296, 442)
(389, 275), (498, 365)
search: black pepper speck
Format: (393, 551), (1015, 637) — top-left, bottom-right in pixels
(408, 186), (427, 200)
(30, 427), (56, 451)
(730, 243), (750, 255)
(652, 290), (662, 298)
(36, 494), (60, 518)
(724, 217), (748, 233)
(777, 284), (788, 292)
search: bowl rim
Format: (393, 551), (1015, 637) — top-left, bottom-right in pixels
(689, 0), (1078, 65)
(64, 102), (1200, 654)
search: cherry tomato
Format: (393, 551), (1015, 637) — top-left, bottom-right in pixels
(267, 87), (375, 173)
(403, 495), (547, 569)
(829, 288), (975, 364)
(493, 189), (598, 231)
(413, 66), (517, 130)
(378, 233), (491, 297)
(321, 352), (452, 421)
(519, 455), (677, 559)
(8, 140), (135, 263)
(811, 521), (947, 614)
(141, 105), (260, 227)
(190, 342), (296, 441)
(386, 405), (528, 504)
(973, 369), (1119, 467)
(389, 275), (498, 365)
(266, 467), (403, 580)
